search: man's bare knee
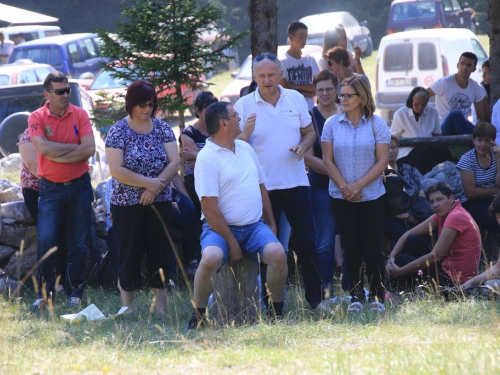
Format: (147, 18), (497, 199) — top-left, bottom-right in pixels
(198, 246), (224, 273)
(262, 242), (286, 266)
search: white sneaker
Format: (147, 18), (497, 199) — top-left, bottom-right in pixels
(67, 297), (81, 308)
(369, 301), (385, 313)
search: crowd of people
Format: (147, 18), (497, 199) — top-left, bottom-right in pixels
(14, 20), (500, 328)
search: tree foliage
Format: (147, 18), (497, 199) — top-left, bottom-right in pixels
(94, 0), (247, 128)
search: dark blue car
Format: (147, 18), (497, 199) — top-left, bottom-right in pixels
(9, 33), (110, 79)
(387, 0), (476, 34)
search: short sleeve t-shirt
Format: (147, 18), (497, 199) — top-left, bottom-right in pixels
(456, 148), (497, 202)
(195, 139), (267, 225)
(105, 117), (176, 205)
(234, 86), (312, 191)
(430, 75), (486, 123)
(28, 102), (94, 182)
(279, 52), (319, 110)
(433, 200), (481, 283)
(321, 113), (391, 201)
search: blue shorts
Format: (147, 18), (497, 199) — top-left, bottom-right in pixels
(200, 219), (281, 265)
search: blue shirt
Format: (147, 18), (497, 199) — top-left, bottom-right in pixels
(321, 112), (390, 201)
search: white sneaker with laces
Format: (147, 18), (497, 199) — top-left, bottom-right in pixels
(67, 297), (81, 308)
(347, 301), (364, 313)
(369, 301), (385, 313)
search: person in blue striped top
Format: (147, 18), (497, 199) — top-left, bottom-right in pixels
(457, 122), (500, 262)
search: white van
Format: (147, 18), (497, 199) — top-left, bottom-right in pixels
(0, 25), (62, 42)
(376, 28), (488, 124)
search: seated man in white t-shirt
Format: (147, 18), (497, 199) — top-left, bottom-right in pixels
(426, 52), (489, 135)
(186, 102), (287, 329)
(279, 21), (319, 110)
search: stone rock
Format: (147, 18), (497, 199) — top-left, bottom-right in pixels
(95, 212), (107, 239)
(3, 243), (37, 279)
(0, 244), (16, 264)
(1, 201), (35, 224)
(0, 277), (20, 294)
(0, 188), (22, 203)
(0, 179), (17, 191)
(94, 180), (107, 201)
(0, 223), (37, 248)
(434, 172), (448, 183)
(421, 178), (438, 192)
(0, 153), (23, 174)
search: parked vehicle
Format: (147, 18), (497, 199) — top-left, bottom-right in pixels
(0, 60), (55, 87)
(9, 33), (110, 79)
(0, 25), (62, 42)
(85, 65), (203, 117)
(0, 81), (108, 181)
(220, 45), (323, 104)
(299, 12), (373, 57)
(387, 0), (477, 34)
(375, 28), (487, 124)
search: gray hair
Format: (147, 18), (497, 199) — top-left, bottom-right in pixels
(205, 102), (231, 135)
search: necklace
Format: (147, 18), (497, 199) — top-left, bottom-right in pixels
(126, 116), (153, 134)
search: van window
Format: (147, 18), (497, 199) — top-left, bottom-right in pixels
(471, 39), (487, 66)
(23, 32), (38, 42)
(384, 44), (413, 71)
(0, 75), (9, 86)
(392, 2), (436, 20)
(18, 69), (38, 84)
(35, 67), (54, 81)
(67, 42), (83, 63)
(418, 43), (437, 70)
(45, 30), (62, 37)
(80, 38), (99, 60)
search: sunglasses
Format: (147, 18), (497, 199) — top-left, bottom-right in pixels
(46, 87), (71, 95)
(338, 93), (359, 100)
(138, 102), (156, 108)
(254, 53), (278, 63)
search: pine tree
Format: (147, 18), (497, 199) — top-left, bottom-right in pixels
(95, 0), (247, 129)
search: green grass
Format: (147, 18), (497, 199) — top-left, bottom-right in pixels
(0, 171), (20, 184)
(2, 281), (500, 374)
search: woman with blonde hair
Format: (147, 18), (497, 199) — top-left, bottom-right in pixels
(322, 75), (390, 312)
(318, 26), (365, 74)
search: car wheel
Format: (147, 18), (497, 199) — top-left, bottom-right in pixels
(362, 37), (373, 58)
(0, 112), (30, 157)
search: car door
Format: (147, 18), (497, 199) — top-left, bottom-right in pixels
(66, 41), (87, 78)
(79, 37), (103, 76)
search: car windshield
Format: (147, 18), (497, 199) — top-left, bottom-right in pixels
(300, 14), (345, 35)
(392, 2), (437, 20)
(11, 47), (62, 66)
(89, 69), (132, 90)
(236, 56), (253, 80)
(0, 75), (10, 87)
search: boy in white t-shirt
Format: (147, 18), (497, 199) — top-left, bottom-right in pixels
(279, 21), (319, 110)
(427, 52), (489, 135)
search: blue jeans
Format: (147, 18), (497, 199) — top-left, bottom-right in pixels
(441, 110), (474, 135)
(268, 186), (325, 308)
(37, 173), (92, 299)
(309, 188), (336, 285)
(200, 219), (279, 265)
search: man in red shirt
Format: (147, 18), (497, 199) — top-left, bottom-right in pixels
(28, 72), (95, 309)
(387, 182), (481, 290)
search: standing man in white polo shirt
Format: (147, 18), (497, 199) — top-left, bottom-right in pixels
(234, 53), (326, 310)
(187, 102), (287, 329)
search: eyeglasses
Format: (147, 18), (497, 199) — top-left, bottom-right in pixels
(254, 53), (278, 63)
(222, 111), (239, 120)
(315, 87), (336, 94)
(45, 87), (71, 95)
(338, 93), (359, 100)
(138, 102), (156, 108)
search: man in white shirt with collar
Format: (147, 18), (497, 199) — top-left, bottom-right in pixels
(187, 101), (287, 329)
(234, 53), (327, 311)
(427, 52), (489, 135)
(0, 33), (14, 65)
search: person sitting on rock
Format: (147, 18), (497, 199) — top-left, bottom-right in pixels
(387, 182), (481, 291)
